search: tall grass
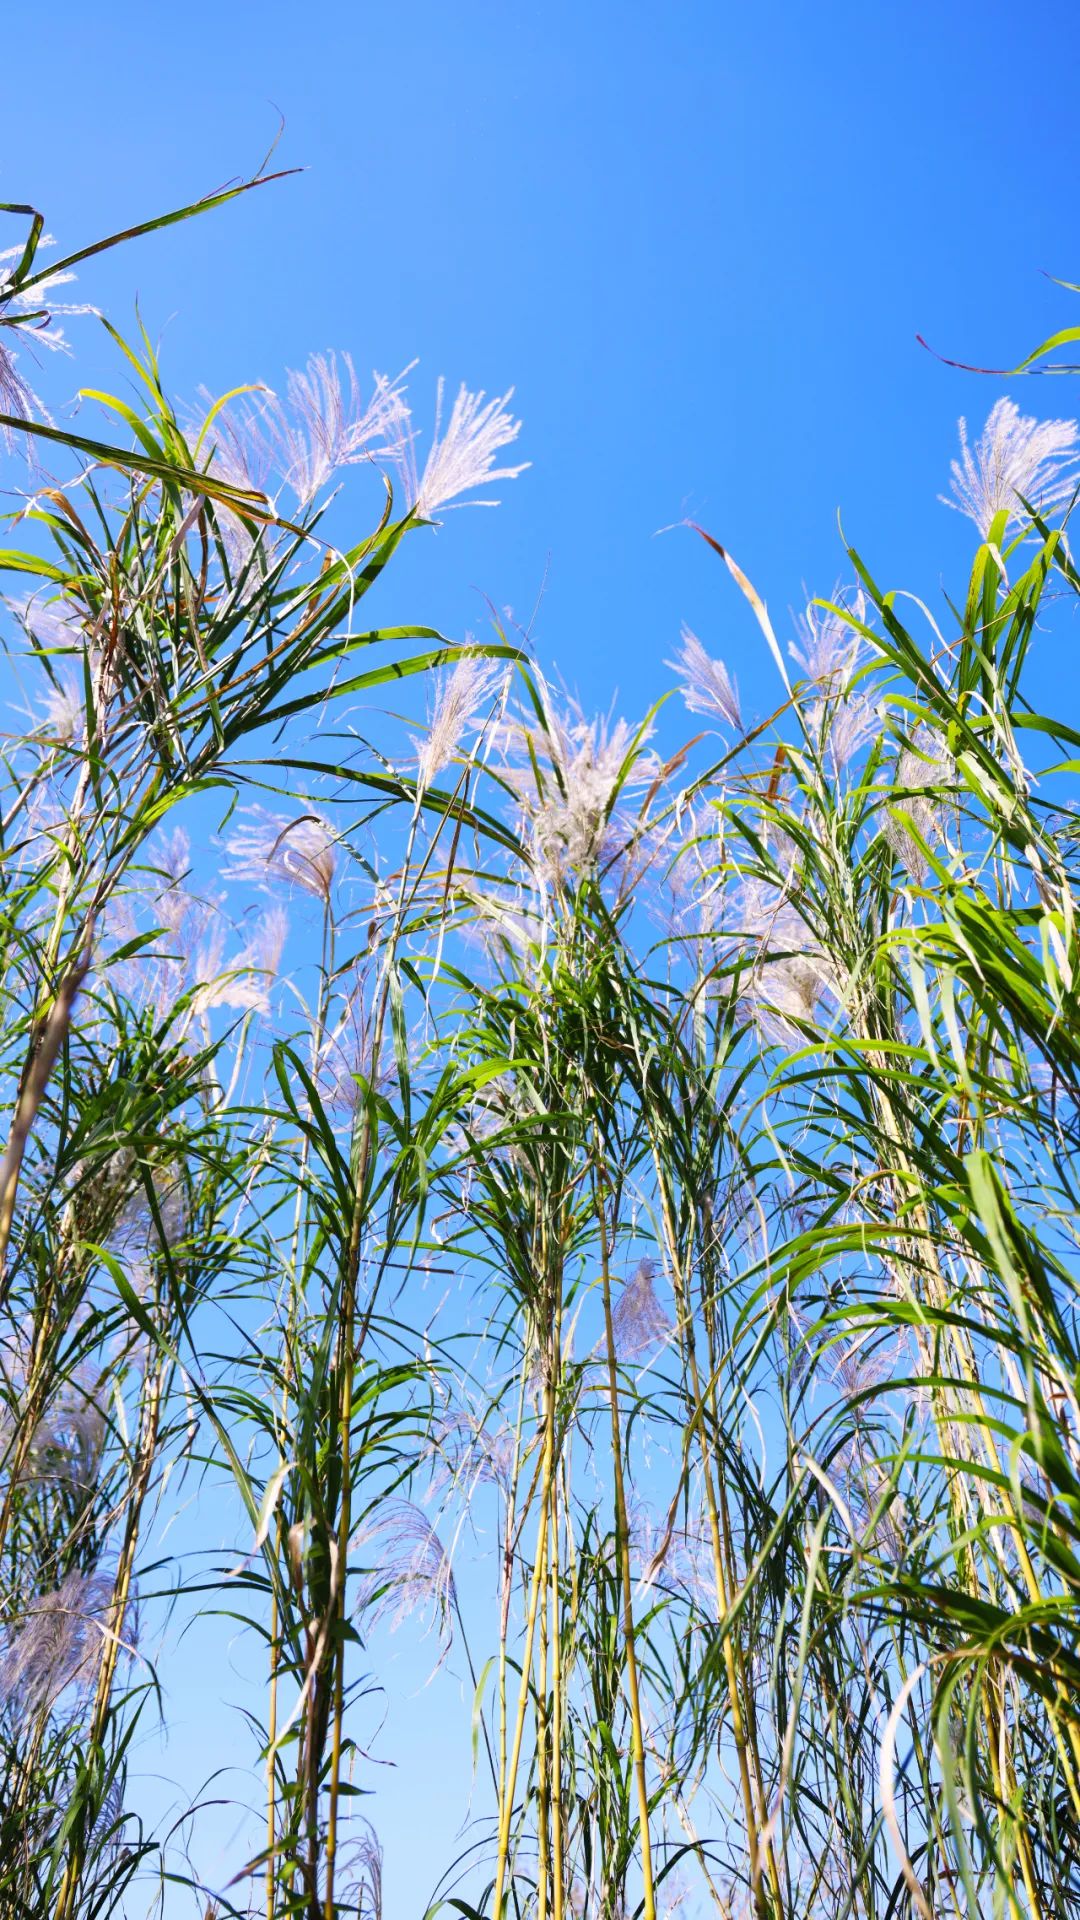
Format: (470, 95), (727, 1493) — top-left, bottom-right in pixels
(2, 178), (1080, 1920)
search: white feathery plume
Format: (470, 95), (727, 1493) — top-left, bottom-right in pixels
(0, 338), (38, 435)
(412, 650), (508, 793)
(113, 1158), (188, 1255)
(312, 976), (395, 1110)
(465, 887), (548, 967)
(194, 356), (413, 538)
(426, 1409), (516, 1497)
(341, 1824), (383, 1920)
(224, 807), (337, 903)
(668, 624), (741, 730)
(10, 591), (86, 651)
(20, 1371), (107, 1491)
(36, 675), (85, 747)
(0, 1337), (105, 1496)
(611, 1258), (673, 1361)
(0, 235), (91, 445)
(353, 1498), (456, 1646)
(10, 594), (89, 743)
(497, 675), (661, 887)
(943, 396), (1079, 537)
(884, 729), (954, 881)
(269, 353), (413, 508)
(193, 387), (277, 571)
(0, 1568), (116, 1713)
(191, 905), (289, 1016)
(633, 1506), (716, 1614)
(661, 802), (725, 950)
(814, 691), (879, 775)
(789, 589), (865, 691)
(407, 380), (528, 519)
(737, 875), (831, 1035)
(151, 828), (194, 938)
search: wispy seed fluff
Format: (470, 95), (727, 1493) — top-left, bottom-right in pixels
(884, 729), (954, 882)
(736, 876), (832, 1036)
(190, 904), (289, 1015)
(412, 650), (509, 794)
(789, 588), (866, 692)
(0, 235), (88, 445)
(0, 1569), (116, 1713)
(402, 380), (528, 520)
(197, 354), (414, 513)
(224, 808), (337, 903)
(496, 674), (661, 888)
(611, 1258), (673, 1361)
(352, 1498), (456, 1646)
(668, 624), (742, 731)
(943, 396), (1079, 537)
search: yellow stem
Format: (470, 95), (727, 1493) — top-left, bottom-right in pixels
(595, 1161), (656, 1920)
(492, 1419), (553, 1918)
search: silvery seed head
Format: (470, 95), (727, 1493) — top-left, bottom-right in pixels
(224, 807), (337, 904)
(497, 674), (661, 888)
(353, 1498), (456, 1645)
(789, 589), (865, 692)
(668, 624), (742, 731)
(0, 1568), (116, 1714)
(412, 650), (508, 794)
(943, 396), (1079, 537)
(611, 1258), (672, 1361)
(402, 379), (528, 520)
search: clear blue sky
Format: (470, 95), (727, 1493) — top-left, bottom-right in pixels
(9, 0), (1080, 738)
(6, 1), (1080, 1911)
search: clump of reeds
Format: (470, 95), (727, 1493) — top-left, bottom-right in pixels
(4, 173), (1080, 1920)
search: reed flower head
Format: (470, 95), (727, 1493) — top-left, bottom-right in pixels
(497, 676), (661, 888)
(270, 353), (413, 508)
(634, 1508), (715, 1613)
(611, 1258), (672, 1360)
(313, 976), (395, 1109)
(199, 355), (413, 514)
(11, 590), (86, 651)
(340, 1824), (383, 1920)
(66, 1143), (142, 1246)
(113, 1158), (188, 1256)
(943, 396), (1079, 536)
(884, 729), (954, 881)
(224, 807), (337, 903)
(412, 650), (508, 793)
(0, 339), (37, 434)
(427, 1410), (516, 1496)
(466, 886), (548, 968)
(0, 1569), (116, 1713)
(0, 235), (86, 443)
(191, 905), (289, 1015)
(20, 1372), (107, 1492)
(811, 690), (879, 775)
(353, 1498), (456, 1645)
(151, 828), (195, 937)
(662, 802), (725, 949)
(736, 876), (830, 1035)
(12, 595), (89, 745)
(405, 380), (528, 519)
(790, 589), (865, 691)
(36, 675), (85, 747)
(668, 624), (741, 730)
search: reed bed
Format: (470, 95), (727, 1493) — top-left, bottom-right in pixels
(1, 180), (1079, 1920)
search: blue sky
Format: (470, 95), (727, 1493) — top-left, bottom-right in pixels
(6, 0), (1080, 1911)
(8, 0), (1080, 740)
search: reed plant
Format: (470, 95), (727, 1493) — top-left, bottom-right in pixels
(3, 175), (1080, 1920)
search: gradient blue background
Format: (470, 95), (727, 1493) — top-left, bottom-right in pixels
(5, 1), (1080, 1911)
